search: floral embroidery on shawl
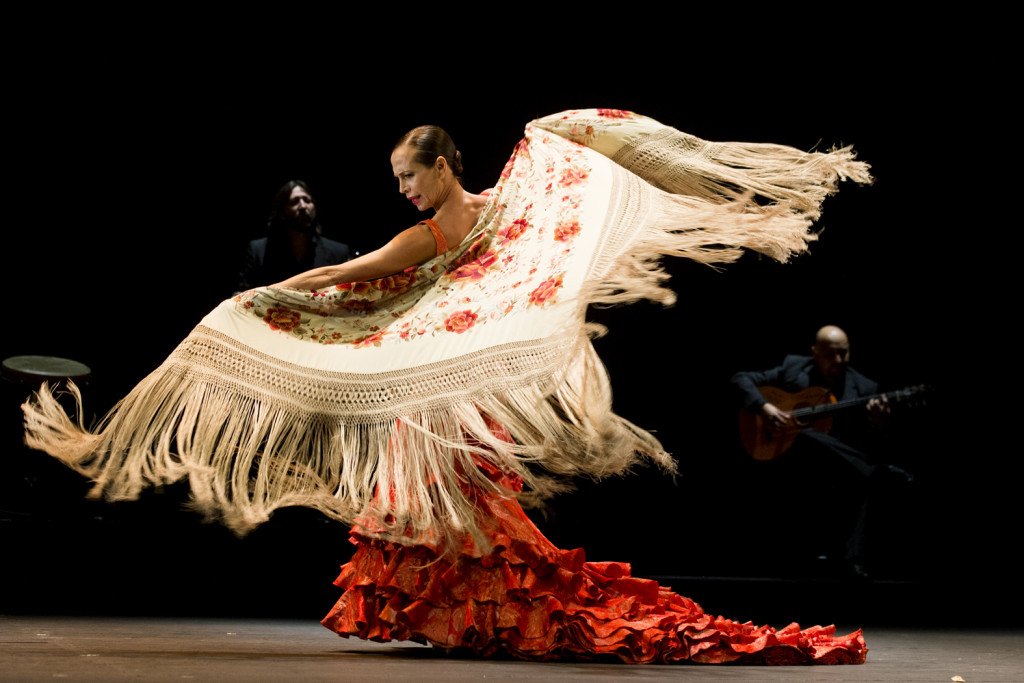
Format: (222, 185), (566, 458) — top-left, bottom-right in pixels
(235, 135), (594, 348)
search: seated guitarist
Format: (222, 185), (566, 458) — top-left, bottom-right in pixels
(730, 325), (912, 579)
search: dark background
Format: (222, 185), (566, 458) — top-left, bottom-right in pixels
(1, 22), (1008, 629)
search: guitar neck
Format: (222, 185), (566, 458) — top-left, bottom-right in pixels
(791, 395), (874, 420)
(790, 385), (925, 420)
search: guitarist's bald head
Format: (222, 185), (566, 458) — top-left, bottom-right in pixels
(814, 325), (849, 347)
(812, 326), (851, 383)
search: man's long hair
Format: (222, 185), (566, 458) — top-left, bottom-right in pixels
(267, 179), (323, 235)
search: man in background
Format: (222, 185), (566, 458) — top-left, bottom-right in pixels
(237, 180), (351, 293)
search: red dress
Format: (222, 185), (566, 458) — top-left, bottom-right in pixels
(321, 427), (867, 665)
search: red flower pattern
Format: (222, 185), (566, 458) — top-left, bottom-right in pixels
(498, 218), (530, 243)
(444, 310), (479, 334)
(263, 307), (302, 332)
(558, 167), (588, 187)
(529, 274), (564, 307)
(343, 300), (377, 312)
(335, 282), (372, 295)
(374, 269), (417, 295)
(353, 329), (387, 348)
(554, 220), (581, 242)
(450, 248), (499, 283)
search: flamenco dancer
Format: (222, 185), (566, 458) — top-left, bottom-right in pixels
(23, 109), (872, 665)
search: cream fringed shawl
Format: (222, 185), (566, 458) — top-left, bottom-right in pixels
(23, 109), (871, 553)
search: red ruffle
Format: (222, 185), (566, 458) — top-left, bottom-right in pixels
(321, 458), (867, 665)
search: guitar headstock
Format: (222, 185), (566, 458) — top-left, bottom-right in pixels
(888, 384), (933, 409)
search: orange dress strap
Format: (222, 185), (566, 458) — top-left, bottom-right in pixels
(418, 219), (448, 256)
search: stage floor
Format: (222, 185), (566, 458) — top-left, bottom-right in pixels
(2, 615), (1020, 682)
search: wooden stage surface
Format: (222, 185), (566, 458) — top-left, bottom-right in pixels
(2, 615), (1020, 682)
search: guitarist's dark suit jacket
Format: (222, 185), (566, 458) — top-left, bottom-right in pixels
(732, 354), (879, 450)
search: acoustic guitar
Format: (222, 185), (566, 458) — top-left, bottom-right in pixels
(738, 384), (930, 461)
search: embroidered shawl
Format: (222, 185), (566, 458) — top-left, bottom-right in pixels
(24, 109), (871, 553)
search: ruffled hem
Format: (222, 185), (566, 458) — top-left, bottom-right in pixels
(322, 464), (867, 665)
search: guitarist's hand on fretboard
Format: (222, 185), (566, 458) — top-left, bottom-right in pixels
(866, 395), (890, 427)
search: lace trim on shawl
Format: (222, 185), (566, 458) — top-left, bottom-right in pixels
(168, 326), (577, 421)
(612, 127), (717, 193)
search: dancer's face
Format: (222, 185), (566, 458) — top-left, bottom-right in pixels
(391, 145), (445, 212)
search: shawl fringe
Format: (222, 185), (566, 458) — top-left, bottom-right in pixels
(24, 336), (667, 553)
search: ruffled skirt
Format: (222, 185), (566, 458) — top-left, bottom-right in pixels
(321, 457), (867, 665)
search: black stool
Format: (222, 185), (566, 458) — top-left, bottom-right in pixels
(2, 355), (92, 391)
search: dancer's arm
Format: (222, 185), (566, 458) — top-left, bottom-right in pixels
(273, 225), (437, 290)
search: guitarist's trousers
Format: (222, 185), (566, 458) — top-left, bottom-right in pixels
(778, 428), (875, 563)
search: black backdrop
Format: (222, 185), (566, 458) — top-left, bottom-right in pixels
(1, 25), (1007, 626)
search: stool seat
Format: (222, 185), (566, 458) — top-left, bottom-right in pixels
(2, 355), (92, 388)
